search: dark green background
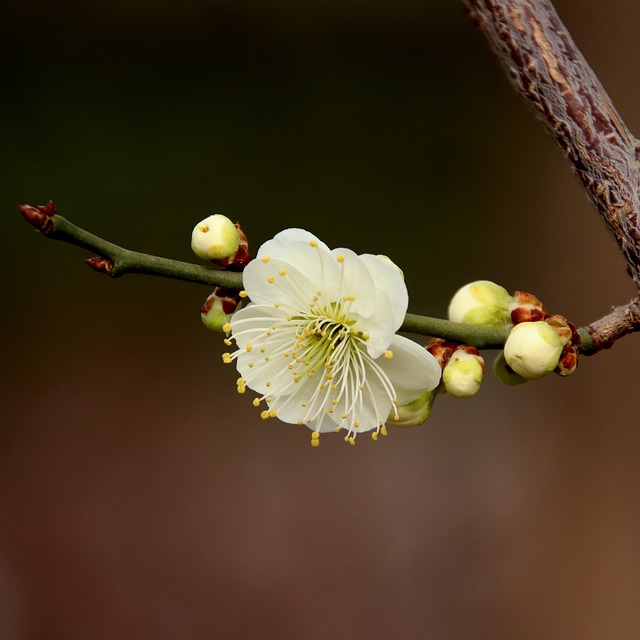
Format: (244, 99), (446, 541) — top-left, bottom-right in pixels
(3, 1), (640, 638)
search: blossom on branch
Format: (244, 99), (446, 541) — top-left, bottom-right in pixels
(222, 229), (441, 445)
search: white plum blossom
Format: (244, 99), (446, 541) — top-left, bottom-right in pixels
(222, 229), (441, 445)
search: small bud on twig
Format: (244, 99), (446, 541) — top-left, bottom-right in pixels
(18, 201), (57, 235)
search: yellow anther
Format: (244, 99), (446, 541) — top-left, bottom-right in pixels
(354, 422), (360, 428)
(348, 437), (356, 446)
(334, 427), (340, 433)
(222, 353), (232, 364)
(326, 373), (333, 380)
(246, 344), (253, 352)
(271, 324), (277, 331)
(381, 426), (388, 436)
(261, 255), (271, 263)
(341, 413), (347, 420)
(265, 381), (271, 387)
(297, 420), (303, 425)
(252, 398), (261, 407)
(224, 339), (232, 346)
(236, 377), (245, 386)
(266, 397), (273, 403)
(269, 408), (277, 418)
(264, 356), (270, 361)
(301, 402), (307, 407)
(359, 385), (365, 391)
(237, 385), (246, 394)
(260, 347), (266, 353)
(248, 362), (254, 368)
(267, 275), (275, 284)
(222, 322), (231, 333)
(260, 410), (270, 420)
(279, 268), (287, 276)
(371, 432), (379, 442)
(320, 384), (326, 390)
(384, 350), (394, 359)
(331, 384), (337, 390)
(336, 254), (345, 263)
(239, 290), (248, 298)
(332, 399), (338, 405)
(274, 303), (280, 308)
(362, 332), (370, 340)
(311, 439), (320, 448)
(311, 432), (320, 440)
(310, 240), (318, 247)
(328, 408), (334, 414)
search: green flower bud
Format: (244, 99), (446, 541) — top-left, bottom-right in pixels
(448, 280), (515, 327)
(191, 214), (241, 262)
(389, 389), (437, 428)
(503, 321), (563, 379)
(201, 287), (240, 332)
(493, 351), (528, 386)
(442, 350), (484, 398)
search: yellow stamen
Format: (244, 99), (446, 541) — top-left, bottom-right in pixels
(252, 398), (261, 407)
(261, 256), (270, 263)
(267, 276), (275, 284)
(381, 426), (388, 436)
(384, 350), (394, 359)
(371, 432), (379, 441)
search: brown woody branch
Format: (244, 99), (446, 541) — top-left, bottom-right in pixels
(462, 0), (640, 349)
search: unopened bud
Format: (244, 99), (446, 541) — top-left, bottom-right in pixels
(511, 290), (547, 324)
(555, 344), (579, 377)
(503, 321), (563, 379)
(201, 287), (240, 332)
(389, 389), (437, 428)
(442, 349), (485, 398)
(448, 280), (515, 327)
(191, 214), (241, 263)
(493, 351), (528, 386)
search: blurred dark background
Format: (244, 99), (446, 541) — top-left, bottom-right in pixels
(2, 1), (640, 638)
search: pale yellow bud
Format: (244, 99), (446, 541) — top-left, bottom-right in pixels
(442, 350), (484, 398)
(448, 280), (515, 327)
(191, 214), (240, 262)
(503, 321), (563, 379)
(493, 351), (528, 386)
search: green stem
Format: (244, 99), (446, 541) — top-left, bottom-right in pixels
(19, 202), (626, 354)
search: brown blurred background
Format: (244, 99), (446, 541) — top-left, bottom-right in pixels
(2, 1), (640, 638)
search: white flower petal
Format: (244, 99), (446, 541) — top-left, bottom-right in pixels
(358, 254), (408, 329)
(376, 335), (442, 404)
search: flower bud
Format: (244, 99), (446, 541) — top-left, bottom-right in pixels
(442, 349), (485, 398)
(510, 290), (547, 324)
(201, 287), (240, 332)
(191, 214), (241, 263)
(503, 321), (563, 379)
(493, 352), (528, 386)
(389, 389), (437, 428)
(448, 280), (515, 327)
(555, 344), (579, 377)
